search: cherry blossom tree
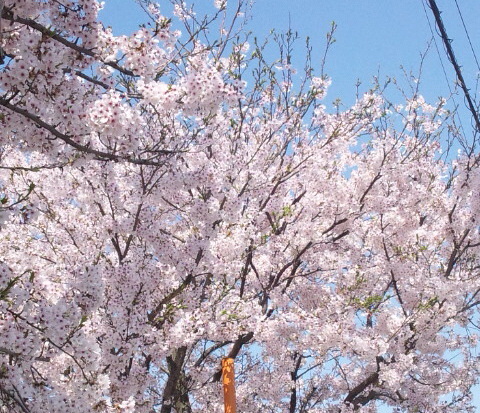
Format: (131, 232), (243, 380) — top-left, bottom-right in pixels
(1, 1), (480, 412)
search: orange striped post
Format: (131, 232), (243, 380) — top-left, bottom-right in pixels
(222, 358), (236, 413)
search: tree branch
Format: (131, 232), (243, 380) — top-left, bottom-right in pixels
(0, 97), (175, 165)
(1, 6), (137, 77)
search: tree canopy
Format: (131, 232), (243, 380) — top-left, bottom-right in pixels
(1, 1), (480, 412)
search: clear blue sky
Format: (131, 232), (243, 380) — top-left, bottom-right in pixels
(99, 0), (480, 114)
(98, 0), (480, 409)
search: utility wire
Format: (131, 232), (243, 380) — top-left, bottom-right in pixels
(454, 0), (480, 74)
(421, 1), (453, 95)
(421, 0), (466, 145)
(426, 0), (480, 134)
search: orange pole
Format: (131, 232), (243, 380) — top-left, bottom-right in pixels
(222, 358), (236, 413)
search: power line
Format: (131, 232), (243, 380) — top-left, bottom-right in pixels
(421, 1), (453, 95)
(425, 0), (480, 134)
(453, 0), (480, 74)
(421, 0), (466, 140)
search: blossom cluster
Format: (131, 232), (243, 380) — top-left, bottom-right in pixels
(0, 1), (479, 413)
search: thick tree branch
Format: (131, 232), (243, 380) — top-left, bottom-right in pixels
(161, 346), (191, 413)
(212, 332), (254, 382)
(0, 97), (176, 165)
(344, 371), (379, 408)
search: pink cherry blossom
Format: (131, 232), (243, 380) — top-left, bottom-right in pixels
(0, 1), (480, 412)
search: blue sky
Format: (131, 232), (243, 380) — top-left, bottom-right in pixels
(99, 0), (480, 116)
(98, 0), (480, 409)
